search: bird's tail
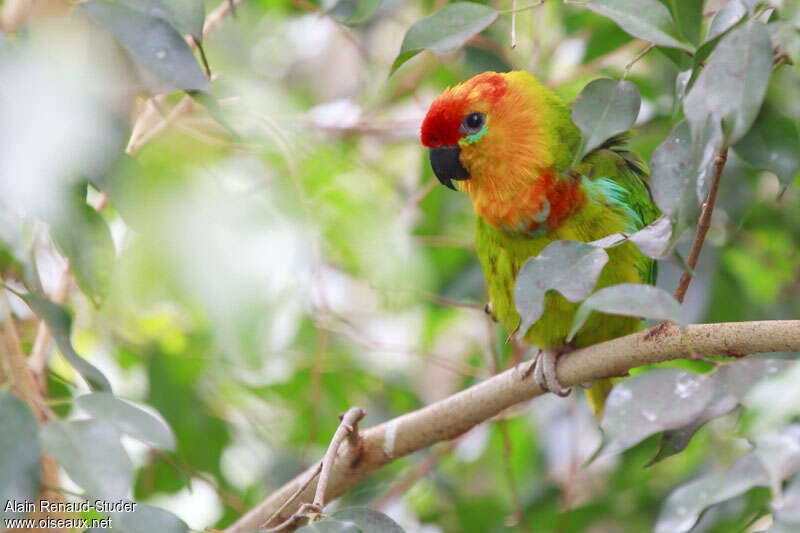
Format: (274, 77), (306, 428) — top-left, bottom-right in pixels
(585, 378), (614, 422)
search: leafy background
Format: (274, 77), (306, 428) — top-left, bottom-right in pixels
(1, 0), (800, 532)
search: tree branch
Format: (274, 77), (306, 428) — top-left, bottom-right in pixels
(313, 407), (365, 510)
(262, 407), (366, 531)
(226, 319), (800, 533)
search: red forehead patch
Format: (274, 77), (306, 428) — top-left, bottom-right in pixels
(420, 72), (508, 148)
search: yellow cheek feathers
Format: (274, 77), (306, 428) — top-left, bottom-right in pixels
(450, 71), (581, 234)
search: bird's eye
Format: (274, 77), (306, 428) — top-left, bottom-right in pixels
(462, 112), (485, 133)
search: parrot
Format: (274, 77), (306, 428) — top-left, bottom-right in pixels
(420, 71), (658, 418)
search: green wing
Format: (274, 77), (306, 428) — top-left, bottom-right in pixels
(579, 134), (660, 286)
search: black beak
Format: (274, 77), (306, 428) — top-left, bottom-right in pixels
(429, 145), (470, 191)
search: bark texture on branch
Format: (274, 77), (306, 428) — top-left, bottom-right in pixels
(228, 320), (800, 533)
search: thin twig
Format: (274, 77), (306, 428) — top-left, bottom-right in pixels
(402, 180), (436, 212)
(262, 462), (322, 530)
(263, 408), (366, 532)
(510, 0), (518, 49)
(0, 275), (43, 418)
(202, 0), (245, 38)
(499, 0), (544, 14)
(546, 39), (644, 87)
(622, 43), (654, 79)
(673, 148), (729, 304)
(124, 0), (244, 157)
(313, 407), (366, 509)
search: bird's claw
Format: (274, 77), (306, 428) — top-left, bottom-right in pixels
(532, 348), (570, 397)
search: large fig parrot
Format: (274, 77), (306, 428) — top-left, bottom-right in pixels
(421, 71), (658, 418)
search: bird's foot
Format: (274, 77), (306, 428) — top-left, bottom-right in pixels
(524, 348), (570, 397)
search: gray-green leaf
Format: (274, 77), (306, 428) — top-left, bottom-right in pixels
(733, 103), (800, 189)
(655, 452), (769, 533)
(572, 78), (641, 163)
(0, 393), (41, 522)
(76, 392), (176, 450)
(330, 0), (383, 24)
(705, 0), (748, 43)
(664, 0), (703, 46)
(81, 1), (209, 93)
(628, 215), (672, 259)
(49, 184), (115, 307)
(390, 3), (498, 74)
(683, 20), (773, 146)
(41, 419), (133, 501)
(122, 0), (205, 42)
(754, 425), (800, 501)
(584, 0), (694, 51)
(649, 358), (791, 465)
(514, 240), (609, 335)
(297, 519), (363, 532)
(649, 121), (696, 233)
(109, 502), (190, 533)
(596, 368), (713, 459)
(332, 508), (404, 533)
(18, 292), (112, 392)
(569, 284), (684, 341)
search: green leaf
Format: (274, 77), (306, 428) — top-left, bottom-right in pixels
(733, 103), (800, 189)
(665, 0), (703, 45)
(743, 363), (800, 434)
(75, 392), (177, 450)
(18, 292), (112, 392)
(572, 78), (641, 163)
(109, 502), (190, 533)
(627, 215), (673, 259)
(0, 393), (41, 522)
(390, 3), (498, 74)
(568, 284), (685, 341)
(649, 121), (696, 234)
(81, 1), (209, 93)
(693, 114), (724, 204)
(649, 358), (791, 465)
(772, 475), (800, 529)
(684, 20), (773, 146)
(775, 19), (800, 68)
(0, 207), (35, 285)
(330, 0), (383, 24)
(297, 519), (363, 532)
(706, 0), (748, 44)
(655, 452), (770, 533)
(41, 419), (134, 500)
(187, 90), (239, 138)
(682, 1), (749, 96)
(753, 425), (800, 500)
(514, 240), (609, 335)
(49, 183), (115, 307)
(332, 508), (404, 532)
(163, 0), (205, 42)
(584, 0), (694, 52)
(119, 0), (205, 42)
(595, 369), (713, 459)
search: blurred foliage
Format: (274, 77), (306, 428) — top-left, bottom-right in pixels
(0, 0), (799, 532)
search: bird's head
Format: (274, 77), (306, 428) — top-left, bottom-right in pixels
(420, 71), (576, 202)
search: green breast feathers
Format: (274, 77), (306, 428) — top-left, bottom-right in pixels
(475, 147), (658, 350)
